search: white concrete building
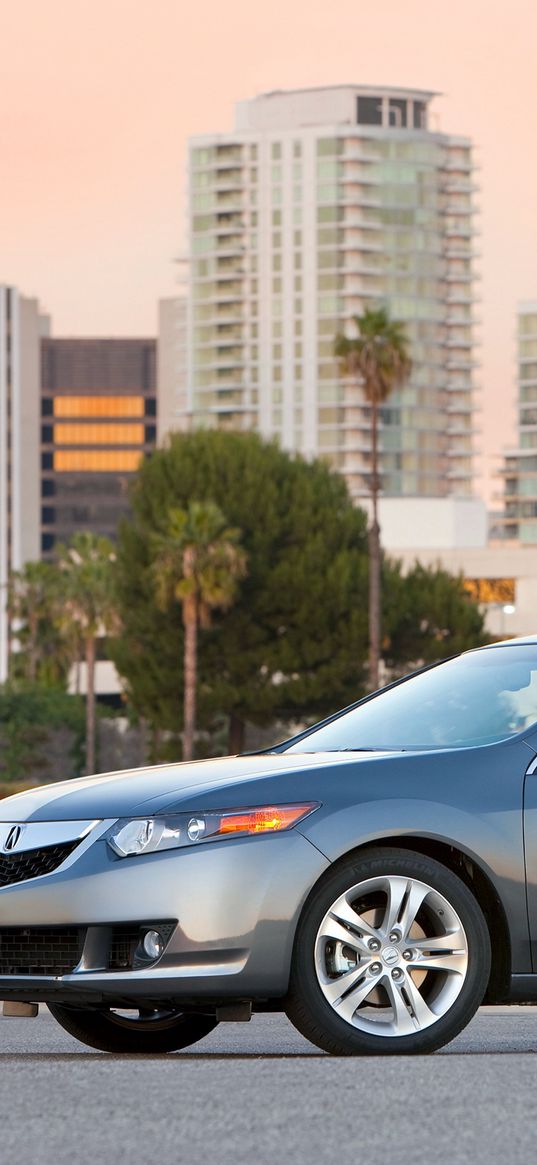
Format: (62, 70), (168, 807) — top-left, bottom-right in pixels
(0, 286), (49, 681)
(184, 85), (478, 501)
(157, 296), (188, 443)
(496, 303), (537, 544)
(373, 497), (533, 640)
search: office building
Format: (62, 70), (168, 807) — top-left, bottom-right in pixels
(497, 304), (537, 543)
(40, 338), (157, 557)
(0, 286), (50, 681)
(184, 85), (478, 500)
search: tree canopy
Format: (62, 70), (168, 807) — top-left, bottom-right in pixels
(0, 683), (85, 784)
(8, 561), (71, 687)
(111, 430), (486, 751)
(383, 559), (487, 671)
(111, 430), (370, 745)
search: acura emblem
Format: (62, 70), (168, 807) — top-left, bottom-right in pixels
(4, 825), (22, 852)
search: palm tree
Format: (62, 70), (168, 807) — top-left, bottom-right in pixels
(7, 561), (67, 685)
(335, 306), (411, 691)
(57, 533), (118, 775)
(151, 501), (247, 761)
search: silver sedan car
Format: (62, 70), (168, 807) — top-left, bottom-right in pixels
(2, 639), (537, 1055)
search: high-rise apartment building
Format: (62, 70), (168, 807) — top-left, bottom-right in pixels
(184, 85), (477, 500)
(498, 304), (537, 543)
(40, 339), (157, 556)
(0, 286), (50, 681)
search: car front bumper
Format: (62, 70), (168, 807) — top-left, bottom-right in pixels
(0, 824), (328, 1006)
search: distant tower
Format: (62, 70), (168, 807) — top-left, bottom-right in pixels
(499, 303), (537, 542)
(183, 85), (478, 502)
(0, 286), (49, 681)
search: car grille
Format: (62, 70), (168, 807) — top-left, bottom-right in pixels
(0, 927), (86, 975)
(0, 841), (80, 889)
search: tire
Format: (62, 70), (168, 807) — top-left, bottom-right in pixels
(48, 1003), (218, 1054)
(286, 847), (491, 1056)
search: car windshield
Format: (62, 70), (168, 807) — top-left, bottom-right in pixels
(283, 645), (537, 752)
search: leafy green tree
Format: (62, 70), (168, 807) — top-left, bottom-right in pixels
(383, 559), (488, 672)
(335, 307), (411, 691)
(151, 501), (247, 760)
(57, 533), (118, 775)
(7, 561), (72, 687)
(0, 684), (85, 785)
(111, 431), (370, 753)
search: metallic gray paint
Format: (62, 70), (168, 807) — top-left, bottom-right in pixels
(1, 653), (537, 1006)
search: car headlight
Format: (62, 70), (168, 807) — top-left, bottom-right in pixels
(106, 803), (319, 858)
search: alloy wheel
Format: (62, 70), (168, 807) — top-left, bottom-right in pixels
(314, 874), (469, 1038)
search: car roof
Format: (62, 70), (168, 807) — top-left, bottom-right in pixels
(472, 635), (537, 649)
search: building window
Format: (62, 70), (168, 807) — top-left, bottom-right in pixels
(271, 142), (281, 159)
(357, 96), (383, 126)
(53, 450), (143, 472)
(388, 98), (408, 127)
(54, 423), (145, 446)
(53, 396), (145, 418)
(317, 138), (343, 156)
(413, 101), (426, 129)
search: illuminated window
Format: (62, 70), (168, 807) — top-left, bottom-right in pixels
(463, 579), (515, 604)
(54, 424), (145, 446)
(54, 450), (143, 472)
(53, 396), (145, 418)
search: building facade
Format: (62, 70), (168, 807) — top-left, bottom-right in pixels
(497, 303), (537, 543)
(0, 286), (49, 681)
(184, 85), (478, 500)
(40, 338), (157, 557)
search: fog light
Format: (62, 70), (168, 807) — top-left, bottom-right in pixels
(142, 930), (164, 960)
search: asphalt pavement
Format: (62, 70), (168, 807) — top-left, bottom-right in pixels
(2, 1007), (537, 1165)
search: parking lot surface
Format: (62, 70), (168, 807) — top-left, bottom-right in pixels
(1, 1007), (536, 1164)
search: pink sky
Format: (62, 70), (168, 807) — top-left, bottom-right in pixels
(2, 0), (537, 500)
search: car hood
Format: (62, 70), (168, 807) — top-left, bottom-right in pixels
(0, 751), (396, 822)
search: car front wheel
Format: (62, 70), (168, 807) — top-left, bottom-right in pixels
(286, 847), (491, 1055)
(48, 1003), (218, 1054)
